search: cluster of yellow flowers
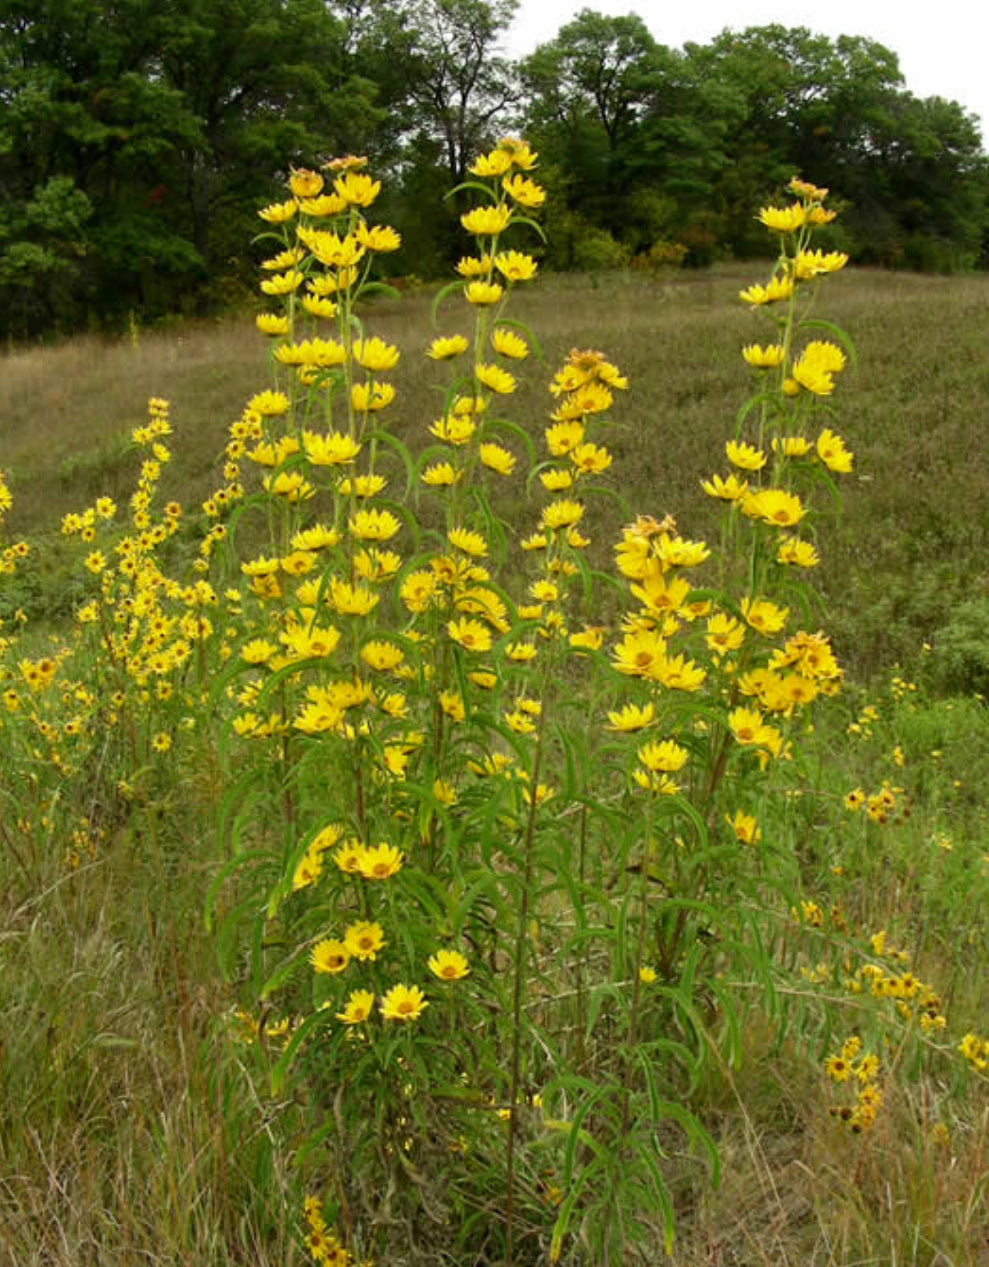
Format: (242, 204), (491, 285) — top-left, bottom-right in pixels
(301, 1193), (371, 1266)
(0, 468), (30, 577)
(959, 1032), (989, 1072)
(825, 1036), (883, 1133)
(219, 142), (559, 1085)
(844, 780), (908, 824)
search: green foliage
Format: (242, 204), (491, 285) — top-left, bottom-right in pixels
(2, 3), (986, 341)
(931, 599), (989, 698)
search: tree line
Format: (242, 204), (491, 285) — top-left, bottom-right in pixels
(2, 0), (986, 337)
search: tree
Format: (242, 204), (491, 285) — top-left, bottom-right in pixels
(0, 0), (376, 332)
(522, 11), (717, 254)
(400, 0), (519, 187)
(522, 10), (667, 155)
(0, 0), (205, 331)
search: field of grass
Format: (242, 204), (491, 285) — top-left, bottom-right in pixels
(2, 253), (989, 1267)
(5, 264), (988, 675)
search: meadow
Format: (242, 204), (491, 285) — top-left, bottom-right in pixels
(2, 157), (989, 1267)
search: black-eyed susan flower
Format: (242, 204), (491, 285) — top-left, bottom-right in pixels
(825, 1054), (852, 1083)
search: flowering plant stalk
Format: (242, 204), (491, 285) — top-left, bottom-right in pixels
(203, 164), (868, 1264)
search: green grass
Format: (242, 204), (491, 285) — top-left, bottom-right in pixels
(2, 264), (989, 1265)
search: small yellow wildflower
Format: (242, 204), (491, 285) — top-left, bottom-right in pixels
(491, 327), (529, 358)
(380, 984), (428, 1022)
(336, 989), (375, 1025)
(428, 950), (470, 981)
(461, 204), (511, 235)
(310, 939), (350, 974)
(428, 334), (469, 359)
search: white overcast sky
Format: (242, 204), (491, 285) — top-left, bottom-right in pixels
(505, 1), (989, 143)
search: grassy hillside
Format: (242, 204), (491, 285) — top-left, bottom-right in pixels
(4, 264), (988, 675)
